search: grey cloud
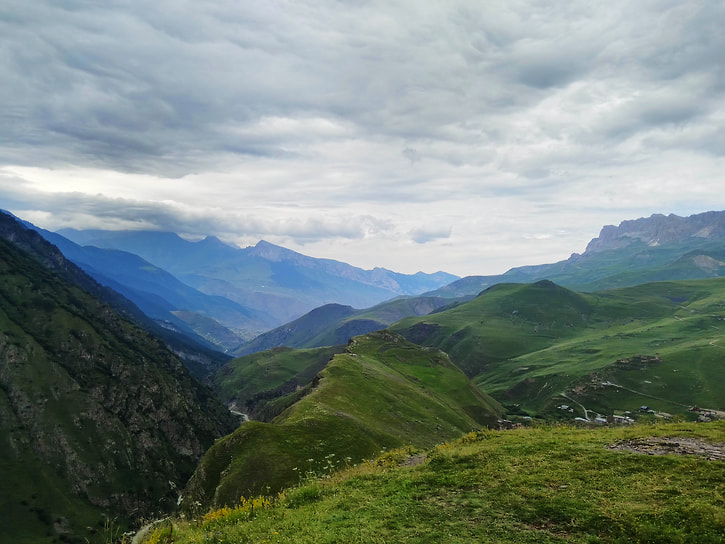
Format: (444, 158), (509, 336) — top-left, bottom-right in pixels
(0, 178), (395, 243)
(2, 0), (725, 278)
(409, 225), (452, 244)
(3, 0), (724, 179)
(402, 147), (421, 164)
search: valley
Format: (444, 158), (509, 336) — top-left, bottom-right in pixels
(5, 2), (725, 540)
(2, 209), (725, 543)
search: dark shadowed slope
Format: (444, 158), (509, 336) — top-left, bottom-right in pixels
(0, 213), (237, 543)
(235, 295), (460, 356)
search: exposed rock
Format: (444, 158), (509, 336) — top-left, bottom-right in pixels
(586, 211), (725, 254)
(608, 437), (725, 461)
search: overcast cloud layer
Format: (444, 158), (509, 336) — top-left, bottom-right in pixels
(2, 1), (724, 276)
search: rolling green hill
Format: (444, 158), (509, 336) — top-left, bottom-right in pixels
(181, 331), (503, 511)
(391, 278), (725, 420)
(0, 215), (236, 543)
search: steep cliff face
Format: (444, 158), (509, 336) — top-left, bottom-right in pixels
(585, 211), (725, 253)
(0, 214), (237, 543)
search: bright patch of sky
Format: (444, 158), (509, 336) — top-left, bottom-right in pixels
(1, 1), (724, 276)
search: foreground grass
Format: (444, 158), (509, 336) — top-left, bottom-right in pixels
(145, 421), (725, 543)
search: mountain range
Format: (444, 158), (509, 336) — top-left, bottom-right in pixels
(3, 208), (725, 541)
(33, 227), (271, 350)
(428, 210), (725, 297)
(220, 211), (725, 357)
(50, 228), (458, 346)
(15, 210), (725, 361)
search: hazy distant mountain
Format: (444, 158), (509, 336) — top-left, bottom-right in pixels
(33, 228), (274, 348)
(426, 211), (725, 297)
(0, 212), (236, 543)
(57, 229), (459, 326)
(234, 295), (461, 356)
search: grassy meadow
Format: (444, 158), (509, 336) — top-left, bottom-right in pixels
(391, 278), (725, 419)
(144, 421), (725, 544)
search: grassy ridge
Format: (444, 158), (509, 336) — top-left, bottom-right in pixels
(427, 237), (725, 299)
(182, 331), (503, 511)
(150, 421), (725, 543)
(215, 345), (345, 420)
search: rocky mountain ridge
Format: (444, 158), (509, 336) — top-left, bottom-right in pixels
(426, 210), (725, 298)
(585, 211), (725, 253)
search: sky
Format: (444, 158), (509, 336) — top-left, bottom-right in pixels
(1, 1), (724, 277)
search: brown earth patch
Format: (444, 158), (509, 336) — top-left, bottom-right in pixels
(401, 453), (427, 467)
(608, 437), (725, 461)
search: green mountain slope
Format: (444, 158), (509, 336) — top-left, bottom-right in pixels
(4, 212), (232, 377)
(392, 278), (725, 419)
(0, 217), (236, 543)
(181, 331), (503, 511)
(215, 345), (346, 421)
(234, 296), (456, 356)
(394, 280), (594, 376)
(148, 421), (725, 544)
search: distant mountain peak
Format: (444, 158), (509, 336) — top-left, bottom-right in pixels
(249, 239), (298, 261)
(585, 211), (725, 254)
(200, 235), (237, 249)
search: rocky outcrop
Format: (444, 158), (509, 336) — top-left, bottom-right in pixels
(585, 211), (725, 253)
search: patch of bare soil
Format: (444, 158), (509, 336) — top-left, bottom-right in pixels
(401, 453), (427, 467)
(608, 437), (725, 461)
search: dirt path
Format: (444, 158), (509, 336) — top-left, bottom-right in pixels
(132, 518), (169, 544)
(600, 381), (691, 409)
(559, 393), (592, 420)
